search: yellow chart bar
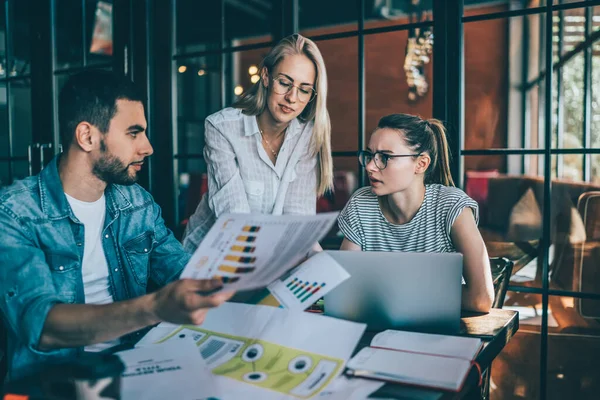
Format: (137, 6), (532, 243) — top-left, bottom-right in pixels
(230, 245), (256, 253)
(236, 235), (257, 243)
(224, 255), (256, 264)
(218, 265), (255, 273)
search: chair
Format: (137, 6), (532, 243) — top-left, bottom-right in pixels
(575, 191), (600, 320)
(490, 257), (514, 309)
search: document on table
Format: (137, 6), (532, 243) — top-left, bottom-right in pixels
(117, 340), (215, 400)
(265, 251), (350, 311)
(346, 330), (483, 392)
(180, 213), (339, 292)
(137, 302), (367, 400)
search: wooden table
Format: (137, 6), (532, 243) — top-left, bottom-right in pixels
(352, 309), (519, 399)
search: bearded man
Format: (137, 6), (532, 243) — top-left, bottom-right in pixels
(0, 70), (232, 380)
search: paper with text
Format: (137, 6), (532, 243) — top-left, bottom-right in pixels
(118, 340), (215, 400)
(180, 213), (339, 292)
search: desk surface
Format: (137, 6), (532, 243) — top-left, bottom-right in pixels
(357, 309), (519, 399)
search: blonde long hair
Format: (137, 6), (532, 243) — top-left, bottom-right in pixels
(233, 34), (333, 195)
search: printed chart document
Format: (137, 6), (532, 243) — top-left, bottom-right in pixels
(264, 251), (350, 311)
(137, 303), (367, 399)
(346, 330), (483, 392)
(117, 340), (214, 400)
(180, 213), (339, 292)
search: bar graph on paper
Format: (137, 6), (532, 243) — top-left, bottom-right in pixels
(285, 278), (326, 304)
(267, 252), (351, 311)
(214, 226), (261, 284)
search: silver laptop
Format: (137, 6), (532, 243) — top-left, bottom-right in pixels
(324, 251), (463, 333)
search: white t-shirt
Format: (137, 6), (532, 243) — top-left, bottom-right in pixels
(65, 193), (114, 305)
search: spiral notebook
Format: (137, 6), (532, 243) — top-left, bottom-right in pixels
(345, 330), (483, 392)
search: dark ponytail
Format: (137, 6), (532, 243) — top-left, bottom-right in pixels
(426, 119), (454, 186)
(376, 114), (455, 187)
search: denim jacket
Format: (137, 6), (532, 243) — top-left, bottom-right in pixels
(0, 156), (191, 380)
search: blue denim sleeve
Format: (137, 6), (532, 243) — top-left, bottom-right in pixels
(0, 208), (64, 355)
(148, 201), (191, 286)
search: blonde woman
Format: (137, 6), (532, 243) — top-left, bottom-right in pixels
(183, 34), (333, 252)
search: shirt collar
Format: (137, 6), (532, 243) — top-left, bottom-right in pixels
(39, 155), (132, 219)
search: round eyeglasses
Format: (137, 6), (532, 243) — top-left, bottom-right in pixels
(358, 150), (421, 170)
(270, 75), (316, 103)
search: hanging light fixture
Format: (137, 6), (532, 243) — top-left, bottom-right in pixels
(404, 0), (433, 102)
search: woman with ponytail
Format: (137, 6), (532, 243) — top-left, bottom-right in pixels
(338, 114), (494, 312)
(184, 34), (333, 251)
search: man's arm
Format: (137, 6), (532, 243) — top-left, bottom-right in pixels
(39, 278), (233, 351)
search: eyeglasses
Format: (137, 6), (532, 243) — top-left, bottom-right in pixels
(270, 74), (317, 103)
(358, 150), (421, 170)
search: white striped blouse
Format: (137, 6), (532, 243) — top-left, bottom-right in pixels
(183, 107), (318, 252)
(337, 184), (479, 252)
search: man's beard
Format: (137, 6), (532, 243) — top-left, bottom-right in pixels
(92, 140), (139, 186)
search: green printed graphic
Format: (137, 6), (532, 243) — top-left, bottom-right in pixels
(156, 326), (343, 399)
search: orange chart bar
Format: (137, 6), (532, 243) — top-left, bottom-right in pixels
(230, 245), (256, 253)
(224, 255), (256, 264)
(236, 235), (257, 243)
(218, 265), (256, 274)
(242, 226), (261, 233)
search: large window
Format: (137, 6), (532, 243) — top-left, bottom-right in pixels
(463, 1), (600, 399)
(52, 0), (114, 150)
(0, 0), (32, 187)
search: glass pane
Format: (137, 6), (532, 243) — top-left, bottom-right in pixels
(466, 0), (547, 18)
(554, 0), (589, 4)
(0, 1), (6, 78)
(465, 13), (545, 150)
(227, 47), (268, 107)
(87, 0), (113, 65)
(550, 181), (600, 296)
(225, 0), (273, 46)
(465, 155), (545, 289)
(175, 54), (222, 158)
(365, 30), (433, 145)
(54, 0), (83, 69)
(9, 0), (30, 76)
(176, 0), (220, 55)
(321, 156), (360, 250)
(11, 159), (27, 181)
(546, 296), (600, 400)
(591, 7), (600, 169)
(300, 0), (358, 36)
(365, 0), (432, 30)
(315, 37), (358, 153)
(490, 330), (541, 399)
(177, 156), (207, 230)
(553, 8), (585, 157)
(0, 81), (7, 158)
(9, 79), (31, 158)
(0, 161), (8, 188)
(592, 154), (600, 184)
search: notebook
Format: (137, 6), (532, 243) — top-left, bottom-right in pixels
(345, 330), (483, 392)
